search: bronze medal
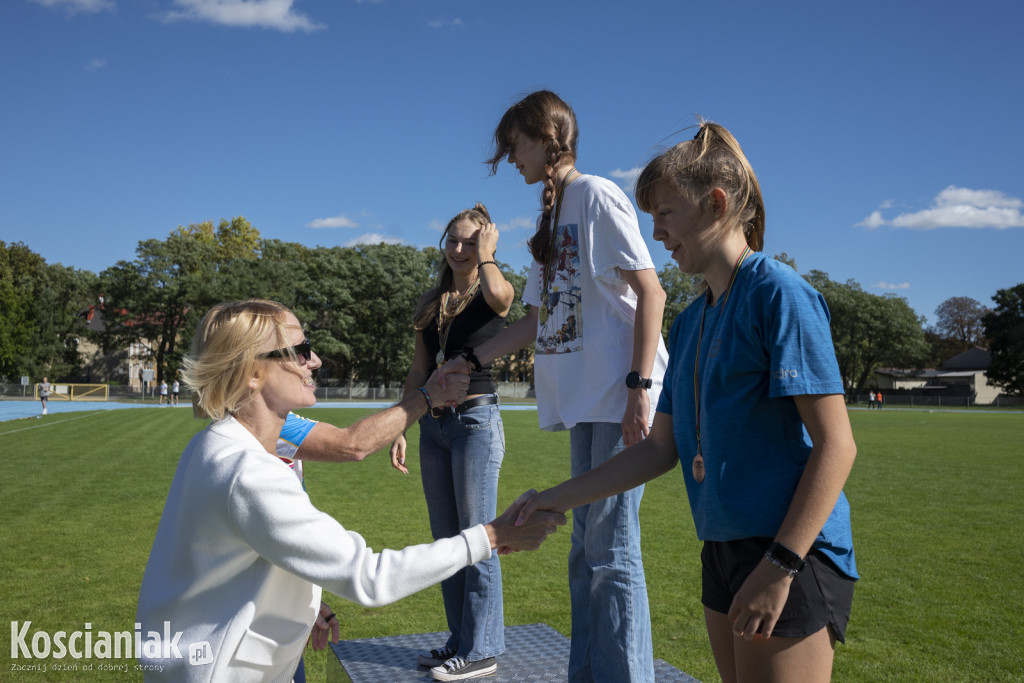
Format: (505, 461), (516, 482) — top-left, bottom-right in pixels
(691, 247), (751, 488)
(436, 350), (445, 366)
(692, 453), (705, 483)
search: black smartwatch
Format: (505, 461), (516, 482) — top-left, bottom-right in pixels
(764, 542), (805, 575)
(625, 371), (652, 390)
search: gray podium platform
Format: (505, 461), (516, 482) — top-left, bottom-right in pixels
(327, 623), (700, 682)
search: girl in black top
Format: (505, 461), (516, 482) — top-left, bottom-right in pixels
(391, 203), (515, 681)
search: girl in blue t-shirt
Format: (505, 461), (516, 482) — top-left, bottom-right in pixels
(517, 121), (857, 683)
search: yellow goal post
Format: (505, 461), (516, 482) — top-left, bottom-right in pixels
(36, 383), (109, 402)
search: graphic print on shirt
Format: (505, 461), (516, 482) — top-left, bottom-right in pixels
(536, 222), (582, 356)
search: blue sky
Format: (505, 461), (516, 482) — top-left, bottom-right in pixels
(2, 0), (1022, 327)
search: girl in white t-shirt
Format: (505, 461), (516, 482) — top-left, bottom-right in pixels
(446, 90), (667, 683)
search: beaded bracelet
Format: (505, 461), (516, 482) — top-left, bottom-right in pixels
(417, 386), (433, 411)
(478, 260), (498, 269)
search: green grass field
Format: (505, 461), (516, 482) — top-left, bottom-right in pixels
(1, 407), (1022, 682)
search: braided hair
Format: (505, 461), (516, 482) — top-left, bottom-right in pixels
(486, 91), (578, 263)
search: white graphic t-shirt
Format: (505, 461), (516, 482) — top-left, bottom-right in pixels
(523, 174), (668, 431)
(536, 222), (583, 356)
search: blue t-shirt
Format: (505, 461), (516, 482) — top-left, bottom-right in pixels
(657, 253), (857, 579)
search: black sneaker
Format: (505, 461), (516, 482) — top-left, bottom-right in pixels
(417, 646), (457, 668)
(430, 656), (497, 681)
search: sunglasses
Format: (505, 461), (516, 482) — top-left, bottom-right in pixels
(259, 338), (312, 362)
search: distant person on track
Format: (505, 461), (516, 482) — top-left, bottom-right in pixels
(39, 377), (50, 415)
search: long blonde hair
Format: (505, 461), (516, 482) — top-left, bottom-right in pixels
(636, 121), (765, 252)
(182, 299), (292, 420)
(412, 203), (493, 331)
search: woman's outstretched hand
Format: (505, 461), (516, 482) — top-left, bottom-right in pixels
(513, 487), (568, 531)
(485, 489), (566, 554)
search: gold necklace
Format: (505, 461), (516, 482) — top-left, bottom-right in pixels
(436, 276), (480, 366)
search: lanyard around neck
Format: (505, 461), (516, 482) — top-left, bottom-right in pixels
(692, 245), (752, 472)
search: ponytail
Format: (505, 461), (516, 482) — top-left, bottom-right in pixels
(636, 121), (765, 252)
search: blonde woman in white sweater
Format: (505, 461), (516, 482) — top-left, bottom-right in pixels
(136, 299), (565, 682)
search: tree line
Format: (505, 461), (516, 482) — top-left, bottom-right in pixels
(2, 219), (1022, 398)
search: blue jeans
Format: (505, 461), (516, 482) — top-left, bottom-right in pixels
(419, 397), (505, 661)
(568, 422), (654, 683)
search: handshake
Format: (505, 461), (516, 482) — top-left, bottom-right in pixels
(484, 490), (566, 554)
(419, 353), (483, 413)
(420, 365), (469, 413)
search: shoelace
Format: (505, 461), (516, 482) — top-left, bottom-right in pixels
(443, 656), (468, 671)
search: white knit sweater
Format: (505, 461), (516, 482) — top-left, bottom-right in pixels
(136, 416), (491, 682)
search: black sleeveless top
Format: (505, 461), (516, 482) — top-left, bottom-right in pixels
(422, 290), (506, 395)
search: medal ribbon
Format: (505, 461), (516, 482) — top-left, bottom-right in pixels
(436, 276), (480, 365)
(692, 245), (751, 481)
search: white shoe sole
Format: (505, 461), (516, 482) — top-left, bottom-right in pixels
(430, 661), (497, 681)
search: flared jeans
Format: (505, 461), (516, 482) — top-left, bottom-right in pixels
(418, 398), (505, 661)
(568, 422), (654, 682)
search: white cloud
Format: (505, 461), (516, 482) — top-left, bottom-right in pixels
(610, 167), (642, 192)
(30, 0), (113, 13)
(856, 186), (1024, 230)
(85, 58), (107, 71)
(854, 211), (886, 229)
(933, 186), (1021, 209)
(346, 233), (404, 247)
(306, 214), (357, 229)
(427, 18), (464, 28)
(872, 281), (911, 291)
(164, 0), (325, 32)
(499, 217), (536, 232)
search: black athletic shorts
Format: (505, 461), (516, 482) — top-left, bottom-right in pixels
(701, 537), (855, 643)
